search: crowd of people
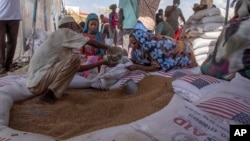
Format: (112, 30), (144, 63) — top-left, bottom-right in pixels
(1, 0), (242, 104)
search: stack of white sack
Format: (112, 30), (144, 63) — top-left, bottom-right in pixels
(182, 8), (227, 65)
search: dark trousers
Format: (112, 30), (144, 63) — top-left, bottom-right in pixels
(0, 20), (20, 70)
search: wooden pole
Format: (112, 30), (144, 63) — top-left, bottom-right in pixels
(31, 0), (38, 57)
(44, 0), (48, 31)
(225, 0), (230, 25)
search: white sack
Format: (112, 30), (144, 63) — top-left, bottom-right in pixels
(109, 70), (145, 90)
(149, 66), (201, 77)
(190, 8), (226, 20)
(201, 15), (225, 24)
(195, 81), (250, 124)
(66, 95), (230, 141)
(185, 24), (204, 34)
(22, 29), (50, 62)
(0, 94), (13, 126)
(193, 46), (215, 56)
(90, 63), (131, 90)
(201, 31), (221, 39)
(69, 75), (91, 89)
(0, 126), (55, 141)
(192, 38), (217, 50)
(195, 54), (208, 62)
(26, 29), (49, 50)
(0, 75), (33, 102)
(186, 23), (223, 33)
(172, 74), (228, 102)
(197, 59), (206, 66)
(185, 31), (203, 38)
(186, 18), (199, 24)
(72, 57), (133, 90)
(203, 23), (224, 32)
(223, 73), (250, 98)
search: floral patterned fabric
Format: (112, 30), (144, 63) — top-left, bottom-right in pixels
(131, 29), (196, 71)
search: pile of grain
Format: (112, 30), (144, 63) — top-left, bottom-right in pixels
(9, 75), (175, 139)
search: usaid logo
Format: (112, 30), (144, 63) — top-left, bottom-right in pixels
(230, 125), (250, 141)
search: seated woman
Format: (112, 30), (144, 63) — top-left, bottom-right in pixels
(127, 29), (197, 72)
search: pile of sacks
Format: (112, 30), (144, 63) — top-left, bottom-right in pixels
(182, 8), (226, 65)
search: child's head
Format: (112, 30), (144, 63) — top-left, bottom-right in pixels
(83, 13), (99, 33)
(100, 14), (104, 20)
(158, 9), (163, 14)
(109, 4), (117, 12)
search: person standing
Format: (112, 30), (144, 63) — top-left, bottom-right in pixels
(119, 0), (160, 57)
(155, 9), (164, 26)
(165, 0), (185, 33)
(118, 0), (139, 57)
(0, 0), (21, 73)
(100, 14), (110, 38)
(155, 20), (175, 38)
(108, 4), (118, 44)
(137, 0), (160, 32)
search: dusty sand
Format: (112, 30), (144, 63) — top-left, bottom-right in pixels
(9, 75), (175, 140)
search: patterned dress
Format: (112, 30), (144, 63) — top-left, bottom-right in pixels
(131, 29), (197, 71)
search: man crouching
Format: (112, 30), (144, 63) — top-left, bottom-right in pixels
(26, 16), (112, 105)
